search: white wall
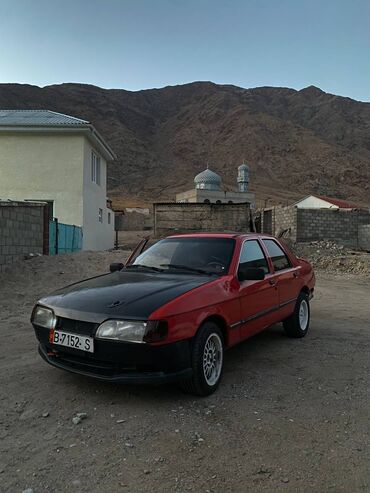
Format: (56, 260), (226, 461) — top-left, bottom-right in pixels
(0, 133), (84, 225)
(0, 131), (114, 251)
(176, 189), (255, 205)
(82, 139), (114, 250)
(295, 196), (338, 209)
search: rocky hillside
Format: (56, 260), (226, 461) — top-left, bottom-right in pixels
(1, 82), (369, 208)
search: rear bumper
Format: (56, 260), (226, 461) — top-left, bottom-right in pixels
(35, 323), (193, 384)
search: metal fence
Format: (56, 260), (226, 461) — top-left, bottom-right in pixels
(49, 219), (83, 255)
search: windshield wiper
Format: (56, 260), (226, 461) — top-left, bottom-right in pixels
(125, 264), (163, 272)
(160, 264), (216, 276)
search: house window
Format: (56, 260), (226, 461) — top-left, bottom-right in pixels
(108, 212), (111, 224)
(91, 151), (101, 185)
(98, 208), (103, 223)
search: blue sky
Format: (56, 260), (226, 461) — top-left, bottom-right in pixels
(0, 0), (369, 101)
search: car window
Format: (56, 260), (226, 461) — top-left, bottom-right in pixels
(238, 240), (270, 275)
(133, 237), (236, 274)
(263, 239), (291, 271)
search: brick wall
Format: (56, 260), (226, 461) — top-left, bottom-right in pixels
(153, 202), (251, 237)
(0, 201), (46, 272)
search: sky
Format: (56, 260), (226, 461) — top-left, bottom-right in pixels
(0, 0), (369, 101)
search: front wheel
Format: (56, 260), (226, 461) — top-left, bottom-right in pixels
(179, 322), (224, 396)
(283, 292), (310, 338)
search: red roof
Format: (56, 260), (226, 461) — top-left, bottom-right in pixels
(316, 195), (363, 209)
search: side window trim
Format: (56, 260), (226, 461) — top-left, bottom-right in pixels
(238, 239), (271, 275)
(262, 239), (292, 272)
(257, 239), (274, 274)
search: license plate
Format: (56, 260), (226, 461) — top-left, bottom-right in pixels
(51, 330), (94, 353)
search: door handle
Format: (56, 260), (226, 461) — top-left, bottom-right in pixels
(293, 271), (299, 278)
(269, 279), (277, 286)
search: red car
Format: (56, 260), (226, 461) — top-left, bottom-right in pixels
(31, 233), (315, 396)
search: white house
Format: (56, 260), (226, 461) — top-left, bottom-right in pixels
(0, 110), (115, 250)
(293, 194), (363, 210)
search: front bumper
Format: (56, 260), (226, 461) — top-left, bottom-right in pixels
(35, 326), (192, 384)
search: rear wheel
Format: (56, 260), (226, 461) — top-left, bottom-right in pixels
(283, 292), (310, 338)
(179, 322), (224, 396)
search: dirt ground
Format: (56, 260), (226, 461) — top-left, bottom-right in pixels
(1, 250), (370, 493)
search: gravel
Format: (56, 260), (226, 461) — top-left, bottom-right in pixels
(290, 240), (370, 276)
(0, 249), (370, 491)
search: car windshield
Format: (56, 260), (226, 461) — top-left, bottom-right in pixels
(131, 237), (235, 275)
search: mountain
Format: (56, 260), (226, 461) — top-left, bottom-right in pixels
(0, 81), (369, 208)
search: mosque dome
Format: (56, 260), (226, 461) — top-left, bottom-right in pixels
(194, 167), (222, 191)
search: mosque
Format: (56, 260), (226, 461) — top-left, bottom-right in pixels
(175, 163), (255, 207)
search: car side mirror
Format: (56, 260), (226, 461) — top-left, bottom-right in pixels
(238, 267), (265, 282)
(110, 262), (124, 273)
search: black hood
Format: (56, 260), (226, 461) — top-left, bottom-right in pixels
(38, 270), (212, 323)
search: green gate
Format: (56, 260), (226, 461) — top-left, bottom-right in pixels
(49, 220), (83, 255)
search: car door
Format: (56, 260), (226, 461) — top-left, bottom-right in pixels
(261, 239), (300, 313)
(237, 239), (280, 341)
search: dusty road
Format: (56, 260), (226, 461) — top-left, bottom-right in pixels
(1, 252), (370, 493)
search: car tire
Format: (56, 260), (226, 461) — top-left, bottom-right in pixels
(283, 291), (310, 338)
(179, 322), (224, 396)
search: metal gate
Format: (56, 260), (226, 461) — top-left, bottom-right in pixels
(49, 219), (83, 255)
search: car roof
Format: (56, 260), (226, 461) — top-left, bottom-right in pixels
(167, 232), (276, 240)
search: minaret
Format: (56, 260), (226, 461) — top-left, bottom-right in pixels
(237, 162), (249, 192)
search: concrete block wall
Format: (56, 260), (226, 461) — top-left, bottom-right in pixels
(154, 203), (251, 237)
(260, 206), (298, 241)
(122, 210), (152, 231)
(0, 201), (46, 272)
(260, 205), (370, 248)
(273, 206), (298, 241)
(296, 209), (370, 247)
(359, 224), (370, 250)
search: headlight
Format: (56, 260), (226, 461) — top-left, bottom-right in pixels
(32, 306), (56, 329)
(96, 320), (147, 343)
(95, 320), (168, 343)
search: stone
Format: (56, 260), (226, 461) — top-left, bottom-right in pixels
(19, 409), (38, 421)
(72, 412), (87, 424)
